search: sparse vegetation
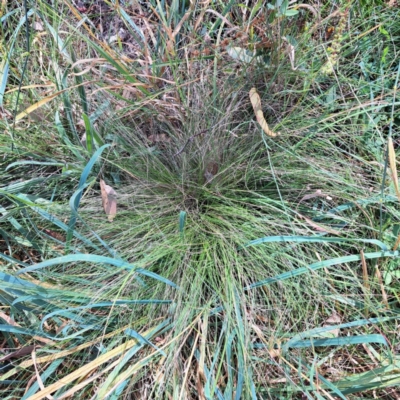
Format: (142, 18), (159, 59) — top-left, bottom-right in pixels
(1, 0), (400, 398)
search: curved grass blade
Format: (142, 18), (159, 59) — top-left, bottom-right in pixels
(0, 178), (47, 194)
(0, 58), (10, 107)
(241, 235), (388, 251)
(0, 325), (53, 338)
(245, 250), (400, 290)
(6, 161), (65, 170)
(81, 38), (149, 94)
(82, 112), (104, 149)
(284, 315), (398, 352)
(326, 194), (398, 215)
(339, 364), (400, 394)
(16, 254), (179, 288)
(0, 252), (30, 268)
(282, 334), (387, 349)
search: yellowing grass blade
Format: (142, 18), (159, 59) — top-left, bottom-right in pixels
(249, 88), (279, 137)
(15, 81), (97, 122)
(25, 338), (141, 400)
(15, 92), (59, 122)
(388, 137), (400, 201)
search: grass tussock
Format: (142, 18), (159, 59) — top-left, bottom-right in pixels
(1, 0), (400, 398)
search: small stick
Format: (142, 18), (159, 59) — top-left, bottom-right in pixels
(174, 130), (208, 157)
(375, 265), (389, 309)
(360, 250), (370, 290)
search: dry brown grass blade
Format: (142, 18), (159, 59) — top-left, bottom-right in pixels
(393, 234), (400, 251)
(297, 213), (340, 235)
(388, 137), (400, 201)
(249, 88), (279, 137)
(179, 330), (200, 400)
(193, 0), (211, 32)
(295, 4), (320, 19)
(375, 266), (389, 309)
(360, 250), (370, 290)
(197, 314), (208, 383)
(5, 83), (56, 94)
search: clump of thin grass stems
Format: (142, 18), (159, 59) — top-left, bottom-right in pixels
(0, 0), (400, 398)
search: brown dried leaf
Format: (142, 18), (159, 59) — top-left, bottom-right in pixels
(148, 133), (171, 143)
(204, 161), (219, 183)
(249, 88), (279, 137)
(297, 213), (340, 235)
(388, 137), (400, 201)
(33, 21), (44, 31)
(322, 312), (341, 338)
(100, 179), (117, 222)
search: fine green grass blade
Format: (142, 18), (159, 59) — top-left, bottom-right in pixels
(245, 250), (400, 290)
(240, 235), (388, 251)
(82, 112), (94, 154)
(179, 211), (186, 237)
(6, 161), (65, 170)
(82, 112), (104, 148)
(281, 334), (388, 348)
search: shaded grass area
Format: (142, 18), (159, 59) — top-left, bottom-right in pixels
(1, 0), (400, 398)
